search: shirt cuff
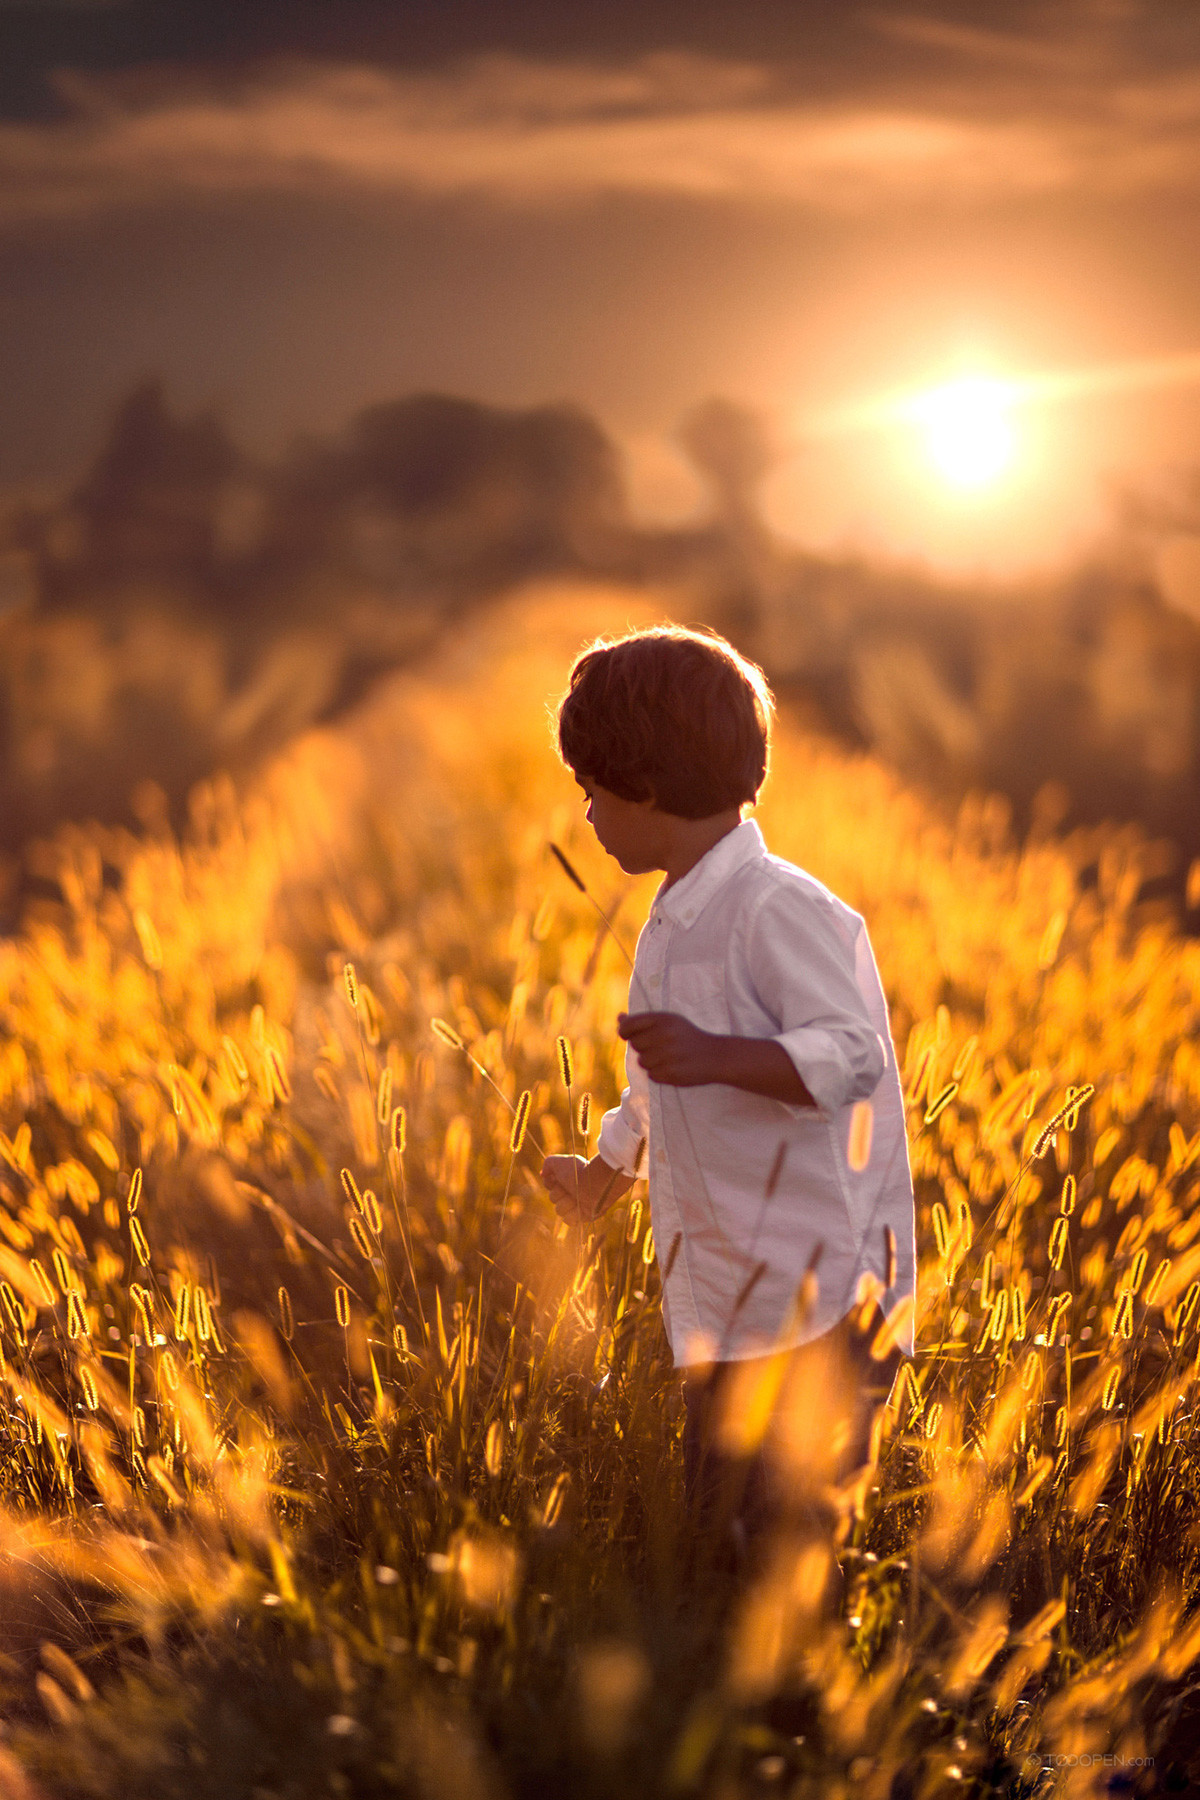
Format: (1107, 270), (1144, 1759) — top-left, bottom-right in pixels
(773, 1026), (884, 1116)
(596, 1104), (646, 1177)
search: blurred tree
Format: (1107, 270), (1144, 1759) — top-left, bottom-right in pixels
(68, 379), (239, 584)
(347, 392), (627, 571)
(677, 396), (774, 535)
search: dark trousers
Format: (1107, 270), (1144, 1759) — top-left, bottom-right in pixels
(681, 1304), (902, 1591)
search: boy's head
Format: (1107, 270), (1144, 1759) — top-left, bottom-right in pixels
(556, 625), (773, 821)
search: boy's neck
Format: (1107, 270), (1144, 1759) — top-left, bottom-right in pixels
(659, 809), (743, 891)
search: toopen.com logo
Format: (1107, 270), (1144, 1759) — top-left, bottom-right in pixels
(1045, 1755), (1154, 1769)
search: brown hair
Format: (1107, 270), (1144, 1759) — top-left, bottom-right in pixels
(556, 625), (773, 819)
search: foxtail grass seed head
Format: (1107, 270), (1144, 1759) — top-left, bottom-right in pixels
(987, 1289), (1009, 1343)
(908, 1044), (933, 1105)
(548, 842), (587, 893)
(391, 1106), (407, 1154)
(80, 1365), (99, 1411)
(194, 1286), (212, 1343)
(641, 1227), (656, 1266)
(278, 1286), (294, 1342)
(577, 1093), (590, 1136)
(1127, 1247), (1148, 1294)
(349, 1216), (373, 1260)
(29, 1260), (56, 1308)
(267, 1046), (292, 1103)
(1034, 1085), (1095, 1158)
(128, 1167), (143, 1214)
(924, 1401), (944, 1440)
(1049, 1216), (1070, 1270)
(335, 1286), (351, 1329)
(485, 1420), (504, 1478)
(431, 1017), (464, 1050)
(0, 1281), (20, 1331)
(1176, 1281), (1200, 1343)
(363, 1190), (383, 1235)
(340, 1168), (364, 1212)
(1012, 1286), (1026, 1340)
(662, 1232), (684, 1282)
(376, 1068), (393, 1125)
(343, 962), (358, 1010)
(222, 1035), (248, 1082)
(174, 1285), (191, 1341)
(1112, 1290), (1134, 1339)
(52, 1248), (73, 1296)
(1102, 1366), (1121, 1410)
(392, 1323), (407, 1353)
(1047, 1293), (1072, 1347)
(847, 1101), (874, 1172)
(130, 1217), (151, 1266)
(361, 987), (382, 1047)
(543, 1472), (569, 1528)
(509, 1090), (532, 1154)
(1144, 1258), (1171, 1307)
(130, 1284), (154, 1338)
(981, 1251), (995, 1310)
(954, 1197), (973, 1249)
(932, 1201), (951, 1260)
(625, 1197), (643, 1244)
(67, 1291), (89, 1340)
(133, 908), (162, 971)
(924, 1081), (958, 1125)
(556, 1036), (574, 1089)
(1060, 1175), (1076, 1217)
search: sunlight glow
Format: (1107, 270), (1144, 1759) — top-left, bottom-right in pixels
(907, 374), (1018, 489)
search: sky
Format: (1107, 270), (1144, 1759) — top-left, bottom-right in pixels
(6, 0), (1200, 576)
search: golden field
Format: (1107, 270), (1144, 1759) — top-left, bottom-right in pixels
(0, 587), (1197, 1797)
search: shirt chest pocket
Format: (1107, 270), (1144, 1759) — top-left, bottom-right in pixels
(665, 964), (728, 1034)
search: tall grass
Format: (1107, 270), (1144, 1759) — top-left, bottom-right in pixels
(0, 591), (1197, 1795)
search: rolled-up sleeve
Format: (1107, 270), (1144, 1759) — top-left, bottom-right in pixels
(596, 1040), (651, 1175)
(746, 883), (885, 1116)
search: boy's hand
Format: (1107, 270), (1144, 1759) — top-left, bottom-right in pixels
(541, 1152), (632, 1225)
(617, 1011), (722, 1086)
(620, 1013), (813, 1105)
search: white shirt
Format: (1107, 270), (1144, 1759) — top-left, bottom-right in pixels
(596, 817), (915, 1366)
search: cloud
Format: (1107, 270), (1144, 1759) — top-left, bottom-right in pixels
(3, 40), (1200, 224)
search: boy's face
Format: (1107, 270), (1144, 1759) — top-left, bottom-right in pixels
(575, 776), (667, 875)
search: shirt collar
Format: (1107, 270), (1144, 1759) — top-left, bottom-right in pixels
(653, 817), (766, 928)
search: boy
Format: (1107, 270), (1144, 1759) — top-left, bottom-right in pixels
(541, 626), (915, 1575)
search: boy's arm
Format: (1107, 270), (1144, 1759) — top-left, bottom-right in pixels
(618, 1012), (813, 1104)
(618, 884), (885, 1111)
(743, 882), (885, 1113)
(542, 1151), (636, 1223)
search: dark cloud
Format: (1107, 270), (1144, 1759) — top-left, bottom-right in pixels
(2, 29), (1200, 226)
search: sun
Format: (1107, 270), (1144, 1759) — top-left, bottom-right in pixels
(907, 374), (1018, 490)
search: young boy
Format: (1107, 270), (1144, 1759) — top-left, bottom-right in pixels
(541, 626), (915, 1574)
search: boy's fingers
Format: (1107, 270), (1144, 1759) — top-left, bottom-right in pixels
(618, 1011), (670, 1040)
